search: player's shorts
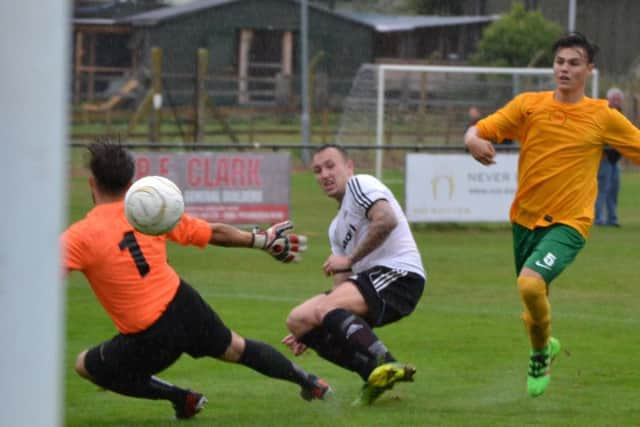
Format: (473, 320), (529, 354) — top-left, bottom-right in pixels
(347, 266), (425, 327)
(512, 222), (585, 284)
(85, 280), (232, 378)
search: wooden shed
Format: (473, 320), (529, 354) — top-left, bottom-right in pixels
(73, 0), (374, 105)
(72, 0), (497, 106)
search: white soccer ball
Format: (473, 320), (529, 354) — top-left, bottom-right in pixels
(124, 175), (184, 235)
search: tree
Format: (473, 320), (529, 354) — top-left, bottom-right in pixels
(407, 0), (465, 15)
(471, 2), (563, 67)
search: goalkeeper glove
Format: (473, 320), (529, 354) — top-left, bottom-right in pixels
(251, 220), (307, 263)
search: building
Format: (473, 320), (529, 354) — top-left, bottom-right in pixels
(72, 0), (497, 106)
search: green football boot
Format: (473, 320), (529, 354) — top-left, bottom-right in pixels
(527, 337), (561, 397)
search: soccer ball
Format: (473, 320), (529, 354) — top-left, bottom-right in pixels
(124, 175), (184, 235)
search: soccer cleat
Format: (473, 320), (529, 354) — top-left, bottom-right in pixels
(174, 390), (207, 420)
(527, 337), (561, 397)
(352, 383), (386, 406)
(300, 375), (332, 401)
(352, 362), (416, 406)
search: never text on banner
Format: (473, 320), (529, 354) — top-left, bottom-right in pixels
(405, 153), (518, 223)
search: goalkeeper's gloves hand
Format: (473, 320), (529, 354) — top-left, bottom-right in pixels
(251, 220), (307, 263)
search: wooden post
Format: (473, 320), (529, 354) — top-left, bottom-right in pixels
(149, 47), (162, 143)
(238, 29), (253, 104)
(281, 31), (293, 76)
(74, 31), (83, 104)
(88, 33), (96, 102)
(195, 48), (208, 143)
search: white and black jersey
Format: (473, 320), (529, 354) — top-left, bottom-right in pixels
(329, 174), (425, 278)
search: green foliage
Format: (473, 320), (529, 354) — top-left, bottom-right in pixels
(407, 0), (464, 15)
(471, 2), (563, 67)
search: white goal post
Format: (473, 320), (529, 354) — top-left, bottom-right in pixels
(359, 64), (599, 178)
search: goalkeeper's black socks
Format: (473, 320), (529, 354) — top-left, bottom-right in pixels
(90, 370), (187, 403)
(322, 308), (395, 380)
(239, 338), (313, 388)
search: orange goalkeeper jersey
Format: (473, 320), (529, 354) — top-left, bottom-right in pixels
(62, 201), (212, 334)
(476, 91), (640, 238)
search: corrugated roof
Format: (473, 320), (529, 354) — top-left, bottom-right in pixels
(116, 0), (358, 27)
(340, 13), (500, 32)
(72, 0), (499, 32)
(119, 0), (238, 25)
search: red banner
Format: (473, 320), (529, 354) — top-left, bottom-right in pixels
(132, 152), (290, 225)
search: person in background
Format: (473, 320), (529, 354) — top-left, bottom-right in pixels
(282, 144), (426, 406)
(464, 33), (640, 398)
(468, 106), (483, 127)
(594, 87), (625, 226)
(62, 139), (330, 420)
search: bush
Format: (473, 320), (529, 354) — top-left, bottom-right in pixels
(471, 3), (563, 67)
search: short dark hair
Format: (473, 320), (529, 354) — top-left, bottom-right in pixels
(552, 32), (599, 64)
(313, 144), (349, 161)
(87, 137), (135, 195)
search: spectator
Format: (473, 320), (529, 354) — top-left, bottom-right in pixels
(468, 106), (483, 127)
(595, 87), (625, 226)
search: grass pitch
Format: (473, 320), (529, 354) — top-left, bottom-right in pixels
(65, 165), (640, 426)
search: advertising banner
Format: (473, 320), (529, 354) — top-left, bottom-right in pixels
(132, 151), (290, 224)
(405, 153), (518, 222)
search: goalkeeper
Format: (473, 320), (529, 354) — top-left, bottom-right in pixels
(464, 32), (640, 397)
(282, 144), (426, 405)
(61, 139), (330, 421)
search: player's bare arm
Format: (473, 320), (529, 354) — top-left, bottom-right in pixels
(323, 200), (397, 275)
(464, 126), (496, 165)
(332, 271), (352, 287)
(208, 223), (253, 247)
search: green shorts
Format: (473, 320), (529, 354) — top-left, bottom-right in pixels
(512, 223), (585, 284)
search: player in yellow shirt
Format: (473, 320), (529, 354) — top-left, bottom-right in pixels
(62, 140), (330, 420)
(464, 32), (640, 397)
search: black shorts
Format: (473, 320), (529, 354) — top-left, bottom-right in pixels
(85, 280), (232, 378)
(348, 266), (425, 327)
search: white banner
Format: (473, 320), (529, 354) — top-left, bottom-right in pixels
(405, 153), (519, 222)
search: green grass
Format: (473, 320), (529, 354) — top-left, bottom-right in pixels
(65, 167), (640, 426)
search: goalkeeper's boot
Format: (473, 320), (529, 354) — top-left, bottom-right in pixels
(527, 337), (561, 397)
(352, 362), (416, 406)
(174, 390), (207, 420)
(300, 375), (332, 401)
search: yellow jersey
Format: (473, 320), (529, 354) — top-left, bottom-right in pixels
(476, 91), (640, 238)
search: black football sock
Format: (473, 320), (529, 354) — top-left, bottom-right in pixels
(91, 371), (186, 403)
(299, 327), (359, 372)
(322, 308), (395, 380)
(239, 338), (313, 388)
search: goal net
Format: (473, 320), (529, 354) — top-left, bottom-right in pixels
(335, 64), (599, 177)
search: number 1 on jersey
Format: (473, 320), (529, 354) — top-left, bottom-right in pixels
(119, 231), (150, 277)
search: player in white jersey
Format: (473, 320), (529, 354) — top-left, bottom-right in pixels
(282, 144), (426, 405)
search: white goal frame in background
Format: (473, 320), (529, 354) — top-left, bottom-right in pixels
(374, 65), (600, 178)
